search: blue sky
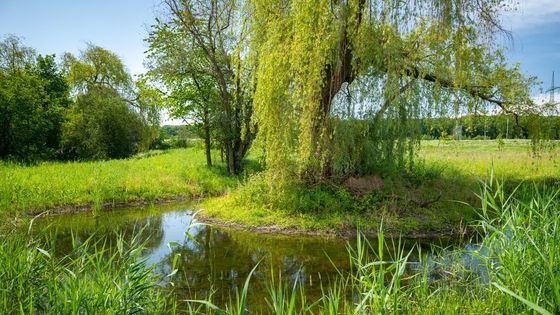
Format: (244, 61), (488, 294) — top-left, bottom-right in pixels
(0, 0), (559, 100)
(501, 0), (560, 102)
(0, 0), (160, 76)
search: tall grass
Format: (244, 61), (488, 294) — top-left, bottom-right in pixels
(187, 176), (560, 314)
(0, 225), (173, 314)
(0, 148), (256, 214)
(477, 175), (560, 314)
(1, 173), (558, 314)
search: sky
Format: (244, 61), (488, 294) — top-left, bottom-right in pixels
(501, 0), (560, 103)
(0, 0), (559, 104)
(0, 0), (160, 76)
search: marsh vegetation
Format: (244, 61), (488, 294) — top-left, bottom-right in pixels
(2, 0), (560, 313)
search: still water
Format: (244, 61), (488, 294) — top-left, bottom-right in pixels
(32, 202), (463, 310)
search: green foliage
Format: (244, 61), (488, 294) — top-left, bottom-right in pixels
(61, 86), (146, 160)
(417, 114), (560, 140)
(62, 44), (131, 94)
(477, 178), (560, 314)
(200, 140), (559, 234)
(147, 0), (257, 175)
(439, 130), (451, 144)
(248, 0), (536, 181)
(0, 37), (160, 163)
(194, 181), (560, 314)
(61, 45), (157, 160)
(495, 133), (505, 150)
(236, 174), (355, 215)
(0, 36), (70, 161)
(0, 229), (171, 314)
(152, 125), (196, 150)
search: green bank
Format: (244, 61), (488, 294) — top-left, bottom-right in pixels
(2, 140), (558, 235)
(0, 149), (254, 215)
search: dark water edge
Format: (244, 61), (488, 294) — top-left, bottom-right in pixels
(28, 202), (469, 311)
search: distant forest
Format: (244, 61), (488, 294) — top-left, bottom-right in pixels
(418, 114), (560, 140)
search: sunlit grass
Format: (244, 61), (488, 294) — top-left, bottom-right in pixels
(419, 140), (560, 183)
(199, 139), (559, 235)
(0, 227), (173, 314)
(0, 149), (254, 214)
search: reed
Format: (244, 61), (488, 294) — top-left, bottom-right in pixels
(1, 170), (558, 314)
(0, 226), (172, 314)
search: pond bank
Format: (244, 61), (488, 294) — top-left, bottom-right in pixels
(5, 142), (555, 238)
(18, 194), (475, 239)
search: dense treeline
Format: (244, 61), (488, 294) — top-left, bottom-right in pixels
(0, 39), (70, 161)
(419, 114), (560, 140)
(0, 36), (159, 162)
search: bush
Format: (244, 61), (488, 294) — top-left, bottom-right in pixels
(61, 87), (148, 160)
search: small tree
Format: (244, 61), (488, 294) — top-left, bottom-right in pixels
(147, 0), (257, 175)
(145, 28), (220, 167)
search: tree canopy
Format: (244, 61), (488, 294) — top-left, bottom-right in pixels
(0, 36), (70, 161)
(61, 44), (158, 160)
(247, 0), (535, 181)
(147, 0), (257, 175)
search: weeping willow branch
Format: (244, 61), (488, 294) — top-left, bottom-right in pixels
(249, 0), (535, 179)
(403, 65), (526, 123)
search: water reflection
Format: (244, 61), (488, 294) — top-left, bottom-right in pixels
(33, 203), (466, 310)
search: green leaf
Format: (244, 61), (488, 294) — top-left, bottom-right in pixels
(37, 248), (51, 259)
(493, 282), (552, 315)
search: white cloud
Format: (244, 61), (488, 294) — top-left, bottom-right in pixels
(532, 92), (550, 105)
(531, 92), (560, 115)
(502, 0), (560, 31)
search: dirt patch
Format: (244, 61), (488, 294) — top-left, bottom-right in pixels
(343, 175), (384, 197)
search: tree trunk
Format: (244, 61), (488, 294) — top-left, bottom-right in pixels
(203, 108), (212, 167)
(305, 1), (364, 180)
(226, 143), (237, 175)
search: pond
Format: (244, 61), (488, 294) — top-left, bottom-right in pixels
(31, 202), (465, 311)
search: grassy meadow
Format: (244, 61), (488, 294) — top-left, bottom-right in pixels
(0, 149), (257, 215)
(1, 139), (558, 235)
(198, 139), (560, 235)
(420, 140), (560, 182)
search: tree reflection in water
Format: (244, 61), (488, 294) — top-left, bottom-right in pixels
(35, 203), (447, 311)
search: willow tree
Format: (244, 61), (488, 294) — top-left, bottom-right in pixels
(249, 0), (535, 181)
(61, 45), (158, 159)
